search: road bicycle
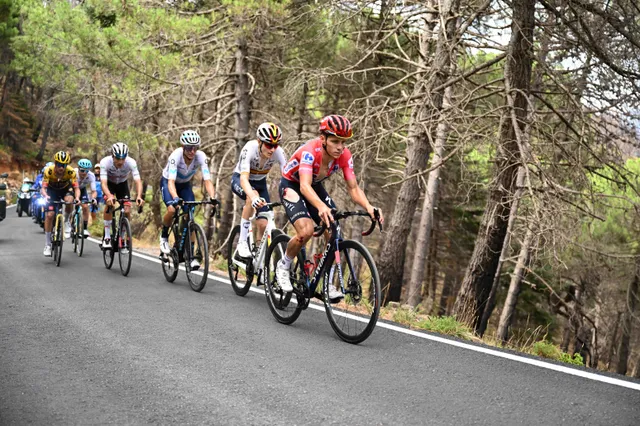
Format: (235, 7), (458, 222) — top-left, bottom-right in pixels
(69, 200), (93, 257)
(227, 202), (284, 296)
(160, 199), (219, 292)
(264, 209), (382, 344)
(50, 200), (75, 267)
(102, 198), (142, 276)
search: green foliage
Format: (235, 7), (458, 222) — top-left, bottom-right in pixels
(416, 316), (474, 340)
(530, 341), (584, 366)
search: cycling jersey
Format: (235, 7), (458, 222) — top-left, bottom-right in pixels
(233, 140), (287, 181)
(162, 148), (211, 183)
(281, 138), (355, 184)
(32, 173), (43, 190)
(75, 169), (97, 191)
(42, 164), (78, 190)
(99, 156), (141, 184)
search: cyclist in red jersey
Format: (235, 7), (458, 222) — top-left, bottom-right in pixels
(276, 115), (384, 299)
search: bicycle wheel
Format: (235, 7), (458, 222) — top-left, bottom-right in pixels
(161, 228), (179, 283)
(54, 215), (63, 267)
(264, 233), (302, 325)
(118, 217), (132, 276)
(227, 225), (253, 296)
(323, 239), (381, 344)
(76, 212), (84, 257)
(185, 222), (209, 292)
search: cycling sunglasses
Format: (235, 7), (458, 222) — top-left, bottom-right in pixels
(79, 168), (89, 173)
(54, 161), (66, 168)
(263, 142), (278, 150)
(183, 146), (198, 152)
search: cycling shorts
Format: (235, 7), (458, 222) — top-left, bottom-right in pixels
(160, 177), (194, 210)
(279, 178), (336, 225)
(231, 173), (270, 215)
(46, 187), (73, 211)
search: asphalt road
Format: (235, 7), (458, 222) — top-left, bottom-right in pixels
(1, 210), (639, 425)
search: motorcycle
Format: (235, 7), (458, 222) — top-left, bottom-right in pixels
(31, 190), (46, 227)
(17, 181), (33, 217)
(0, 172), (8, 223)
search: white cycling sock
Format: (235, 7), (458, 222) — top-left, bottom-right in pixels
(45, 232), (51, 246)
(104, 220), (111, 238)
(239, 217), (250, 243)
(279, 253), (293, 269)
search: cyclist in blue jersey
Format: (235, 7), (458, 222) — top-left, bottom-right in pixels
(159, 130), (216, 262)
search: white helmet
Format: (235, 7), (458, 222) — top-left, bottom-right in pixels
(180, 130), (201, 146)
(111, 142), (129, 159)
(23, 177), (31, 182)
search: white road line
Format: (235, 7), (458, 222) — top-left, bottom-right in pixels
(85, 237), (640, 392)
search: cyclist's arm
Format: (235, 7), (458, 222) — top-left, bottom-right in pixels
(298, 172), (326, 211)
(203, 179), (215, 199)
(345, 177), (373, 212)
(167, 178), (179, 199)
(40, 182), (48, 198)
(101, 178), (113, 200)
(239, 172), (259, 201)
(134, 177), (144, 202)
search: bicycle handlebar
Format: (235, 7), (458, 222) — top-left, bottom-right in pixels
(312, 208), (383, 237)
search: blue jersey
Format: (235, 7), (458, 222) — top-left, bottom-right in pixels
(95, 180), (103, 200)
(32, 174), (43, 190)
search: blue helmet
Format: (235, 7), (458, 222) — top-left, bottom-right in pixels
(78, 158), (92, 169)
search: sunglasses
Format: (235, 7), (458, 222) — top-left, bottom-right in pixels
(55, 162), (66, 168)
(184, 146), (198, 153)
(263, 143), (278, 150)
(79, 168), (89, 173)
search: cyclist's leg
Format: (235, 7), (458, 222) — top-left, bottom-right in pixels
(279, 178), (316, 260)
(44, 188), (63, 252)
(63, 187), (74, 225)
(231, 173), (252, 248)
(308, 183), (336, 243)
(102, 181), (117, 242)
(80, 187), (90, 229)
(252, 178), (270, 242)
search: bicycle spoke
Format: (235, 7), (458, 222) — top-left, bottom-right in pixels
(185, 222), (208, 292)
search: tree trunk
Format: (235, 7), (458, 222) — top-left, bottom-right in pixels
(234, 36), (250, 152)
(452, 0), (535, 329)
(438, 270), (455, 316)
(478, 166), (526, 336)
(296, 81), (308, 139)
(406, 86), (453, 307)
(496, 225), (534, 342)
(378, 0), (459, 304)
(616, 258), (640, 375)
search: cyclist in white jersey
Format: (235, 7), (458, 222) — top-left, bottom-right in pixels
(231, 122), (287, 258)
(99, 142), (144, 247)
(75, 158), (97, 237)
(159, 130), (216, 256)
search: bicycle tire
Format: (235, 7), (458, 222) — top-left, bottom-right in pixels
(162, 248), (180, 282)
(54, 214), (63, 267)
(228, 225), (253, 296)
(77, 214), (85, 257)
(72, 212), (78, 253)
(264, 233), (302, 325)
(185, 222), (209, 292)
(17, 203), (22, 217)
(118, 217), (132, 276)
(323, 239), (381, 344)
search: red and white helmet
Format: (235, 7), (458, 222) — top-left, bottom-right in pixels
(319, 115), (353, 139)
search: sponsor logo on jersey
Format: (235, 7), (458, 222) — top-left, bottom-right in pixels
(348, 158), (354, 169)
(283, 159), (299, 174)
(302, 152), (314, 165)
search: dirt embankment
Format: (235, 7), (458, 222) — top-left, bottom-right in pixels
(0, 156), (43, 190)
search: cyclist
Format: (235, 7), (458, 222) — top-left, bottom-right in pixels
(159, 130), (216, 268)
(92, 163), (103, 220)
(31, 163), (50, 225)
(231, 122), (287, 258)
(276, 115), (384, 299)
(40, 152), (80, 256)
(99, 142), (145, 248)
(75, 158), (98, 237)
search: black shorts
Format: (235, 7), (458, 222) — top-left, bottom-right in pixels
(231, 173), (270, 214)
(279, 178), (336, 225)
(105, 181), (130, 202)
(46, 186), (73, 211)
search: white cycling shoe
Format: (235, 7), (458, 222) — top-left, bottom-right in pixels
(64, 222), (72, 238)
(236, 240), (252, 258)
(43, 245), (52, 257)
(328, 285), (344, 301)
(190, 259), (200, 270)
(159, 237), (171, 254)
(83, 229), (90, 238)
(275, 261), (293, 292)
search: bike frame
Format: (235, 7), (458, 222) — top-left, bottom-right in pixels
(170, 205), (196, 261)
(231, 204), (279, 276)
(298, 221), (345, 299)
(105, 200), (128, 251)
